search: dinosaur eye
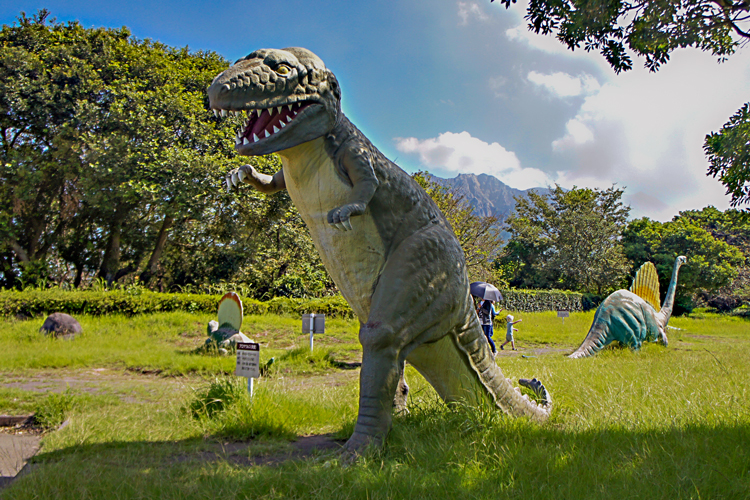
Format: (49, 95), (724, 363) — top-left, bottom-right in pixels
(275, 64), (292, 76)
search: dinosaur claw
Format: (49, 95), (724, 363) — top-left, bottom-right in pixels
(238, 168), (247, 182)
(231, 172), (240, 186)
(342, 219), (353, 231)
(225, 178), (232, 193)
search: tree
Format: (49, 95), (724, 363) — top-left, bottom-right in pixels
(672, 206), (749, 309)
(412, 172), (504, 283)
(622, 211), (744, 310)
(502, 185), (631, 294)
(705, 102), (750, 206)
(0, 11), (233, 287)
(493, 0), (750, 206)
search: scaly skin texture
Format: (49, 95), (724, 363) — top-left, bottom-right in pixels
(569, 256), (687, 358)
(208, 47), (552, 457)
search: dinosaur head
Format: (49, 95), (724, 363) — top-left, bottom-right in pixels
(208, 47), (341, 156)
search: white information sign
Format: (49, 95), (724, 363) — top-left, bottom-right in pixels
(235, 342), (260, 378)
(557, 310), (570, 318)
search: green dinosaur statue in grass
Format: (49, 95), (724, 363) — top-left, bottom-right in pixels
(569, 255), (687, 358)
(207, 47), (552, 457)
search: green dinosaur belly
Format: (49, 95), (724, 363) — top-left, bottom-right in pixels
(278, 138), (386, 322)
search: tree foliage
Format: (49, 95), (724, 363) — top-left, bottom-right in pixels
(494, 0), (749, 73)
(501, 185), (631, 294)
(0, 11), (333, 298)
(672, 206), (749, 309)
(705, 102), (750, 206)
(622, 209), (745, 310)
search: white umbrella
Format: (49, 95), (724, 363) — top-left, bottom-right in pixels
(470, 282), (503, 302)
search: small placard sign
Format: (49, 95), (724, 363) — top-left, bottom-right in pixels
(235, 342), (260, 378)
(302, 313), (325, 334)
(557, 310), (570, 318)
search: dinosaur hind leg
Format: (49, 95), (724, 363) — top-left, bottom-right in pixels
(344, 225), (467, 456)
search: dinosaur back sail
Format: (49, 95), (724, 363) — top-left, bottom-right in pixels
(629, 262), (661, 311)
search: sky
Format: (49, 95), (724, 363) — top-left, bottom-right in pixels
(2, 0), (749, 221)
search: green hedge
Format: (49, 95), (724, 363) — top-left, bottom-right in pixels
(0, 288), (581, 319)
(0, 290), (357, 319)
(499, 289), (583, 313)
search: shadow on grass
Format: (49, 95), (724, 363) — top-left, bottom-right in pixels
(5, 419), (749, 500)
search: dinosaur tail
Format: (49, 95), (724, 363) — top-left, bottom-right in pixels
(568, 313), (610, 359)
(454, 313), (552, 421)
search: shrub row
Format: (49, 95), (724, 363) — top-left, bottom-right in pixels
(0, 288), (584, 319)
(499, 289), (584, 313)
(0, 290), (357, 319)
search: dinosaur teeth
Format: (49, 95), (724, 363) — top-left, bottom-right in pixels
(286, 115), (293, 123)
(253, 132), (260, 142)
(273, 125), (279, 133)
(264, 129), (271, 138)
(221, 109), (228, 117)
(256, 109), (262, 118)
(276, 106), (282, 115)
(279, 121), (286, 128)
(213, 109), (219, 117)
(287, 104), (293, 112)
(243, 137), (249, 145)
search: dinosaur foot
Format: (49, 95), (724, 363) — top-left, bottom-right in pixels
(340, 432), (381, 464)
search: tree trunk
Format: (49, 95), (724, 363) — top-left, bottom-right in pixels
(139, 214), (174, 285)
(74, 264), (83, 289)
(98, 205), (129, 286)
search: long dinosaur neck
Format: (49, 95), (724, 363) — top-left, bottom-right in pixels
(659, 257), (684, 321)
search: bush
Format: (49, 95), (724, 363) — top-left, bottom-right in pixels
(499, 289), (584, 313)
(0, 289), (355, 319)
(1, 288), (581, 318)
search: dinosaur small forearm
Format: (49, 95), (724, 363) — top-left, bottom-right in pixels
(243, 166), (286, 194)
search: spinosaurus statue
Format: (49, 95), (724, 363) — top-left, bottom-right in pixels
(569, 256), (687, 358)
(207, 47), (552, 456)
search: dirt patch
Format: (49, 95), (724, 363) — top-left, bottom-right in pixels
(494, 346), (569, 357)
(169, 434), (343, 467)
(0, 368), (199, 405)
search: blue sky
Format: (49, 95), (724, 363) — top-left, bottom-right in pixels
(3, 0), (749, 220)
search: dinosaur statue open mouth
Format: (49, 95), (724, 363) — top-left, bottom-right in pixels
(212, 101), (313, 146)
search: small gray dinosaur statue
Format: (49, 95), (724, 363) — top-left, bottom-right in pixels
(569, 255), (687, 358)
(207, 47), (552, 456)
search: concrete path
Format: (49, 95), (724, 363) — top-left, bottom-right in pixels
(0, 433), (40, 490)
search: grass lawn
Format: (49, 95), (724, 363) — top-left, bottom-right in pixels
(1, 310), (749, 499)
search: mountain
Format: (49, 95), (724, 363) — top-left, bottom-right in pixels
(429, 173), (551, 219)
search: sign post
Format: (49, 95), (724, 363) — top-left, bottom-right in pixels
(557, 310), (570, 325)
(302, 313), (325, 352)
(235, 342), (260, 397)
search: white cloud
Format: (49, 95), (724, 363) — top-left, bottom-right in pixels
(527, 71), (600, 98)
(552, 119), (595, 149)
(548, 49), (750, 220)
(394, 131), (552, 189)
(458, 2), (488, 25)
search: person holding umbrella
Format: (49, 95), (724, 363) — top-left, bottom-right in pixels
(470, 282), (504, 357)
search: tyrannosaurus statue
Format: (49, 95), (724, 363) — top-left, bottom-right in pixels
(207, 48), (552, 456)
(569, 255), (687, 358)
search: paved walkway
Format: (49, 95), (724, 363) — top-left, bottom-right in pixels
(0, 433), (40, 490)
